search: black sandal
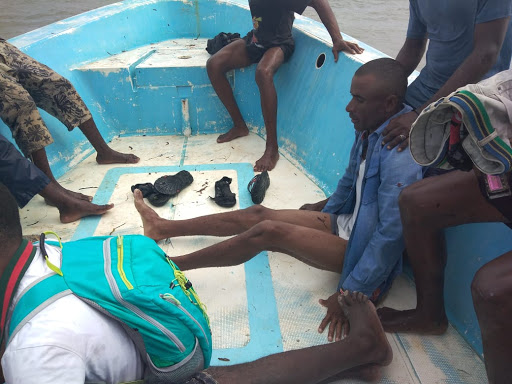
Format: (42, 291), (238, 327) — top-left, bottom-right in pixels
(247, 171), (270, 204)
(130, 182), (155, 198)
(154, 170), (194, 196)
(212, 176), (237, 207)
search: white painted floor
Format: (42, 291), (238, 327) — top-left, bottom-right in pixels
(20, 133), (487, 383)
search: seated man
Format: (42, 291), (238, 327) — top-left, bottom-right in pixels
(207, 0), (363, 172)
(382, 0), (511, 152)
(378, 69), (512, 344)
(0, 37), (139, 202)
(0, 133), (113, 223)
(0, 183), (393, 383)
(134, 58), (423, 341)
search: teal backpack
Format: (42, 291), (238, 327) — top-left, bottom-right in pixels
(5, 233), (212, 384)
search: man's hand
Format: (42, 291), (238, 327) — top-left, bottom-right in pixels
(332, 38), (364, 62)
(381, 111), (418, 151)
(318, 292), (347, 341)
(300, 202), (323, 211)
(299, 198), (328, 211)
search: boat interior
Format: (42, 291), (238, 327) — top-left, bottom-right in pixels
(3, 0), (512, 382)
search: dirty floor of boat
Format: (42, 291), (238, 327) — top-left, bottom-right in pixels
(20, 133), (487, 383)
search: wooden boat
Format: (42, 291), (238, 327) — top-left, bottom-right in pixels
(3, 0), (510, 382)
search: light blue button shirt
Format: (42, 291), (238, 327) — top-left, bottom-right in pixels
(322, 105), (423, 297)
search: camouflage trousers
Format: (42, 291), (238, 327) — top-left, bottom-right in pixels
(0, 39), (92, 156)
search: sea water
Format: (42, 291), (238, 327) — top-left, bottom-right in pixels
(1, 0), (411, 60)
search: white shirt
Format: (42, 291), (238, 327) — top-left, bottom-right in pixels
(2, 244), (144, 384)
(336, 160), (366, 240)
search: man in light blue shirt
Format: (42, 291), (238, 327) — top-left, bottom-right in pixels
(133, 58), (423, 343)
(382, 0), (512, 152)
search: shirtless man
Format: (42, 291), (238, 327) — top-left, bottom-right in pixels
(207, 0), (363, 172)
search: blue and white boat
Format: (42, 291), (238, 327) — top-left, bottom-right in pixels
(2, 0), (510, 382)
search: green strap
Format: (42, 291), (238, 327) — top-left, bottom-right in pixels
(8, 274), (70, 343)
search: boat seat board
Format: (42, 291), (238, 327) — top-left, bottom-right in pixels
(19, 133), (488, 383)
(77, 38), (214, 87)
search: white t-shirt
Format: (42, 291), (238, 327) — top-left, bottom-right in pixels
(337, 160), (366, 240)
(2, 244), (144, 384)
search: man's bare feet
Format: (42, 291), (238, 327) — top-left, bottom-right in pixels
(45, 185), (92, 206)
(339, 291), (393, 367)
(39, 180), (112, 223)
(377, 307), (448, 334)
(58, 199), (114, 223)
(254, 146), (279, 172)
(133, 189), (169, 241)
(96, 149), (140, 164)
(217, 125), (249, 143)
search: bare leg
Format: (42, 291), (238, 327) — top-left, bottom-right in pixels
(79, 118), (139, 164)
(206, 292), (392, 384)
(378, 170), (508, 334)
(30, 147), (93, 202)
(471, 250), (512, 383)
(39, 180), (113, 223)
(133, 189), (344, 271)
(134, 188), (334, 240)
(253, 47), (284, 172)
(207, 40), (253, 143)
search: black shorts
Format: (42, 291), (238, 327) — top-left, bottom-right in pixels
(242, 31), (295, 63)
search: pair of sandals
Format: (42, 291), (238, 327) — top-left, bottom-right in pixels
(212, 171), (270, 207)
(131, 170), (194, 207)
(132, 170), (270, 208)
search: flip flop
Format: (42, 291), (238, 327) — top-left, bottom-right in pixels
(130, 183), (155, 198)
(147, 192), (172, 207)
(154, 170), (194, 196)
(247, 171), (270, 204)
(212, 176), (236, 207)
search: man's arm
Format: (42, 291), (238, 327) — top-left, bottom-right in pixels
(395, 37), (427, 77)
(383, 16), (511, 152)
(308, 0), (364, 60)
(420, 17), (511, 111)
(340, 151), (422, 297)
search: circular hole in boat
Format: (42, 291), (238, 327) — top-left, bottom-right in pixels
(316, 53), (326, 69)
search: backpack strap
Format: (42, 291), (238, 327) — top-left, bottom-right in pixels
(7, 274), (71, 344)
(0, 239), (37, 346)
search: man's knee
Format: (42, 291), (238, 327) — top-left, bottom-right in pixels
(255, 65), (275, 87)
(471, 261), (510, 306)
(398, 183), (429, 224)
(244, 204), (270, 218)
(248, 219), (283, 242)
(206, 54), (232, 76)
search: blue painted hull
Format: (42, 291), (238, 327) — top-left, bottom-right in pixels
(2, 0), (511, 359)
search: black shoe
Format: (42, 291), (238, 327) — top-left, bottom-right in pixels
(130, 182), (155, 198)
(247, 171), (270, 204)
(212, 176), (236, 207)
(154, 170), (194, 196)
(146, 192), (172, 207)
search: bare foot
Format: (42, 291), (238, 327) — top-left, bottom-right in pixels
(217, 125), (249, 143)
(133, 189), (168, 241)
(377, 307), (448, 334)
(45, 187), (92, 206)
(339, 291), (393, 367)
(96, 149), (140, 164)
(254, 147), (279, 172)
(57, 199), (113, 223)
